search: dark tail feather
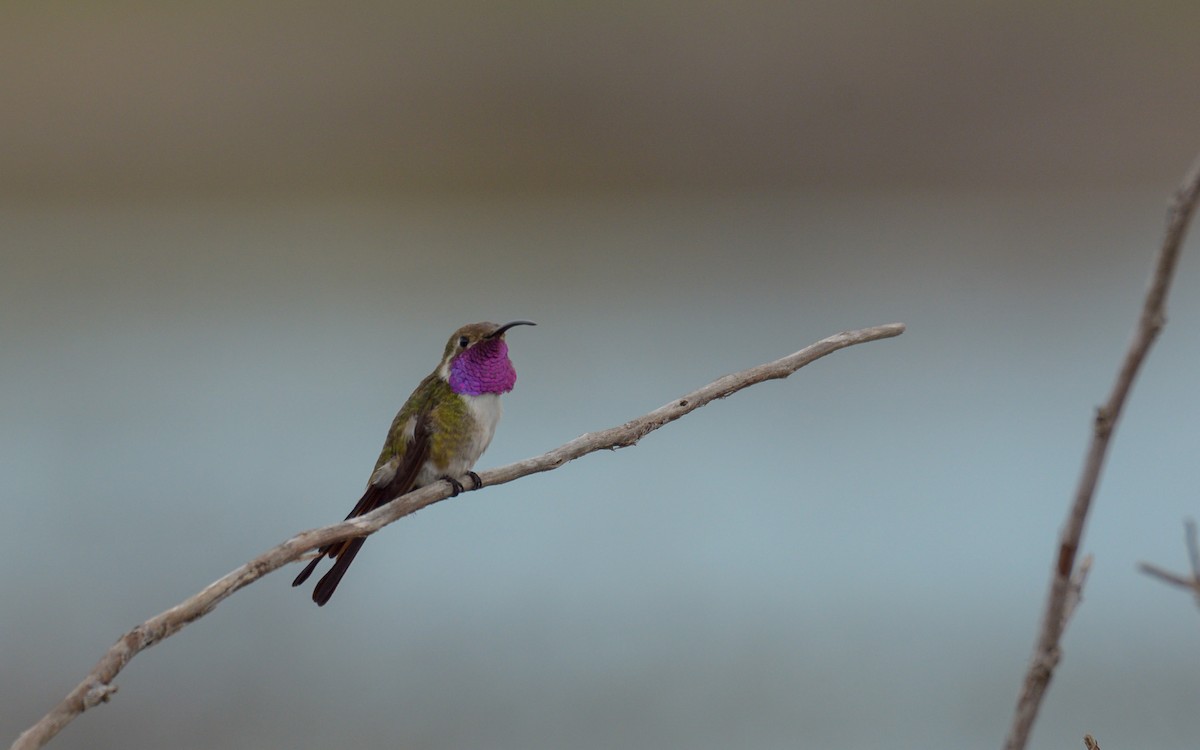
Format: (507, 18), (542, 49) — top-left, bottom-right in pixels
(312, 537), (368, 606)
(295, 409), (433, 605)
(292, 554), (324, 587)
(292, 538), (341, 587)
(290, 487), (384, 595)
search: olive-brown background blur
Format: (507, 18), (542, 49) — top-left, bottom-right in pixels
(4, 3), (1200, 749)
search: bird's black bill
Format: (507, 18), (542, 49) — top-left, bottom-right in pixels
(485, 320), (537, 339)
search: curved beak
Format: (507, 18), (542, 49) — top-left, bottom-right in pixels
(485, 320), (537, 339)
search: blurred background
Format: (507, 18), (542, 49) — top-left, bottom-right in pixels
(3, 3), (1200, 749)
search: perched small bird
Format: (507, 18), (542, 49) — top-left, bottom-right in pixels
(293, 320), (535, 606)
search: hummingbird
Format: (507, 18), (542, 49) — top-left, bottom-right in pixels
(292, 320), (535, 606)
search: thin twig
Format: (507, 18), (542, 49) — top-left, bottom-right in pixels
(1003, 154), (1200, 750)
(1137, 561), (1198, 592)
(1137, 518), (1200, 608)
(9, 322), (905, 750)
(1062, 554), (1093, 625)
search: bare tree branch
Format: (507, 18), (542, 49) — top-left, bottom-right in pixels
(1138, 518), (1200, 609)
(1003, 154), (1200, 750)
(1185, 518), (1200, 586)
(1138, 561), (1199, 591)
(9, 322), (905, 750)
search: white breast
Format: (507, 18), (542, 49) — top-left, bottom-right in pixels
(459, 392), (503, 470)
(418, 392), (504, 484)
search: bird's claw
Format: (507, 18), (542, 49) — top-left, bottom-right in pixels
(440, 472), (483, 496)
(441, 475), (465, 497)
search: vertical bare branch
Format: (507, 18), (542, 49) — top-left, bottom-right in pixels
(1184, 518), (1200, 585)
(1003, 154), (1200, 750)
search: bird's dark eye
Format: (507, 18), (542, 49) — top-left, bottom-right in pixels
(458, 335), (470, 348)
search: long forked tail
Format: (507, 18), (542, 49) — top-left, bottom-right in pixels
(291, 411), (432, 606)
(290, 535), (369, 606)
(290, 483), (384, 600)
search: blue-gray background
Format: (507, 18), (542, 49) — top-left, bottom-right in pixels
(3, 4), (1200, 749)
